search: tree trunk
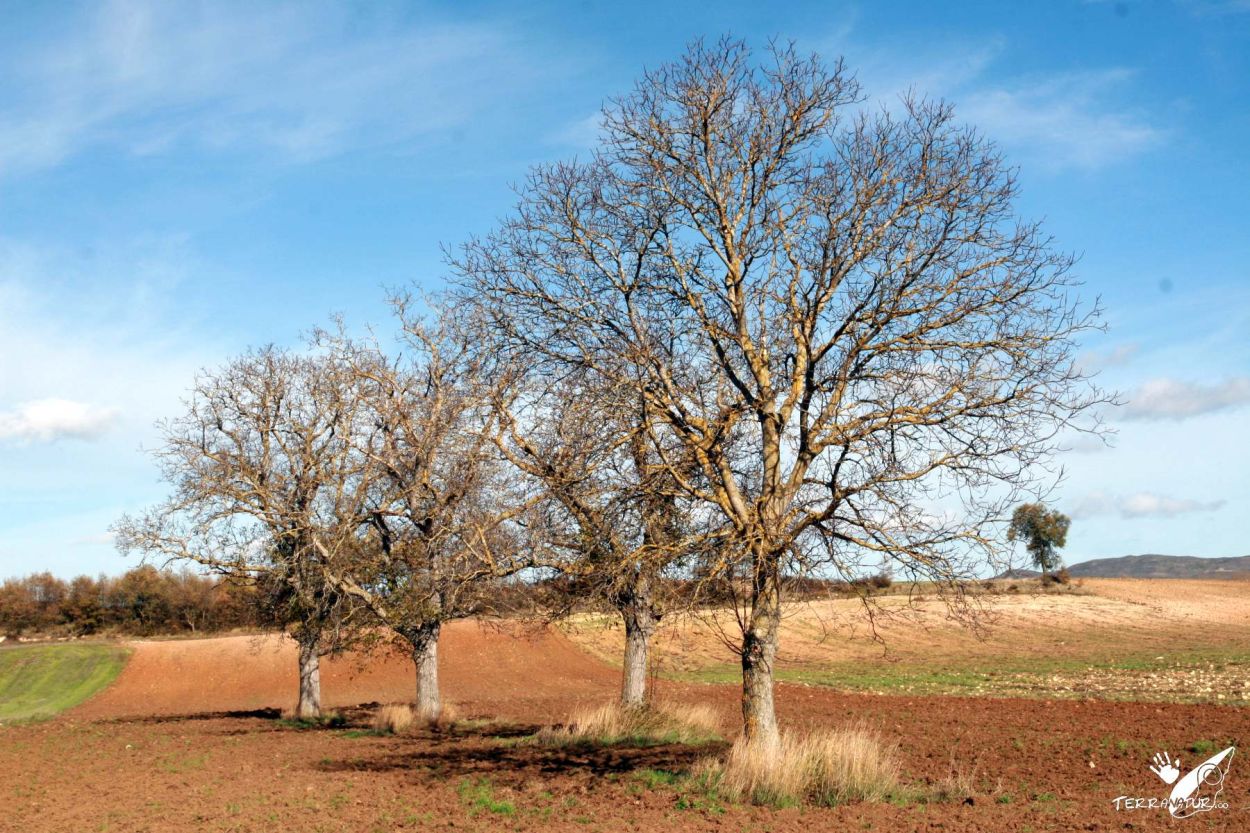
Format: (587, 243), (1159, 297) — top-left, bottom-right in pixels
(741, 553), (782, 747)
(296, 632), (322, 720)
(619, 591), (658, 708)
(411, 621), (442, 721)
(621, 415), (666, 708)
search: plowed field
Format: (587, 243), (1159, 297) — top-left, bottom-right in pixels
(2, 579), (1247, 832)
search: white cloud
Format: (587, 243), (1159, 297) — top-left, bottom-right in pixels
(1121, 376), (1250, 421)
(1121, 493), (1224, 518)
(0, 0), (542, 176)
(1072, 491), (1226, 519)
(0, 399), (119, 443)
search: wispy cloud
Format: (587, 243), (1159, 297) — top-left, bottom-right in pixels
(1120, 376), (1250, 420)
(1077, 342), (1140, 373)
(0, 0), (540, 176)
(1072, 491), (1226, 519)
(548, 112), (603, 150)
(843, 38), (1160, 171)
(957, 70), (1160, 170)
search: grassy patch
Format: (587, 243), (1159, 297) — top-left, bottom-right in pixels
(633, 768), (682, 790)
(669, 649), (1250, 705)
(456, 777), (516, 816)
(0, 643), (129, 723)
(1188, 739), (1233, 755)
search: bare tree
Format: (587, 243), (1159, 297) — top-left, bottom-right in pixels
(454, 39), (1107, 745)
(489, 371), (697, 706)
(318, 306), (533, 721)
(114, 346), (376, 719)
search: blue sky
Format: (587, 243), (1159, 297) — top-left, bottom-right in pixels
(0, 0), (1247, 578)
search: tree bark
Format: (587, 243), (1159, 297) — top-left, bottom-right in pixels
(741, 553), (782, 747)
(619, 590), (658, 708)
(410, 621), (442, 721)
(296, 632), (322, 720)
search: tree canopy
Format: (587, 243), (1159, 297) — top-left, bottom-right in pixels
(1007, 502), (1071, 576)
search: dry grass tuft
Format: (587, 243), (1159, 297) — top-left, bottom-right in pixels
(537, 700), (722, 746)
(374, 701), (462, 733)
(372, 703), (415, 734)
(278, 709), (346, 728)
(697, 726), (900, 806)
(422, 700), (460, 727)
(933, 757), (1001, 804)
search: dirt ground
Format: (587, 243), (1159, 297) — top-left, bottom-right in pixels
(562, 578), (1250, 704)
(72, 622), (619, 721)
(564, 578), (1250, 670)
(3, 580), (1249, 832)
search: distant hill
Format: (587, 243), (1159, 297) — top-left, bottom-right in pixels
(992, 554), (1250, 580)
(1067, 554), (1250, 579)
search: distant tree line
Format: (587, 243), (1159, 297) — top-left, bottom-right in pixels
(0, 567), (268, 638)
(0, 566), (898, 643)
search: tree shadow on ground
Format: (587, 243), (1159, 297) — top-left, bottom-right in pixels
(315, 733), (728, 781)
(95, 707), (285, 725)
(93, 701), (390, 729)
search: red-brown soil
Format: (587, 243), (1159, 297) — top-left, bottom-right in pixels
(73, 621), (619, 722)
(3, 610), (1249, 832)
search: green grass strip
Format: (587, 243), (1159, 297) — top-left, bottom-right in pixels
(0, 643), (130, 723)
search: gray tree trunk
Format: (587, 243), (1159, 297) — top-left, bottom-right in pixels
(741, 556), (782, 747)
(411, 622), (442, 721)
(620, 597), (657, 707)
(296, 633), (322, 720)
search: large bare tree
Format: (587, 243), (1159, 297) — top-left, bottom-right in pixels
(455, 39), (1106, 745)
(114, 347), (375, 719)
(489, 371), (697, 706)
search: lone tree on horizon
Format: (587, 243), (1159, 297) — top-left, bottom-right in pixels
(1007, 502), (1071, 579)
(457, 37), (1106, 747)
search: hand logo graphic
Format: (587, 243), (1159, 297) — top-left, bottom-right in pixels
(1150, 752), (1181, 785)
(1117, 746), (1235, 818)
